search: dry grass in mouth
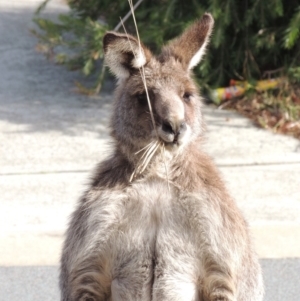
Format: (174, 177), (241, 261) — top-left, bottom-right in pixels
(130, 140), (162, 182)
(124, 0), (170, 185)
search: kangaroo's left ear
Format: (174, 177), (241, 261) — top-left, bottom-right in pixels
(103, 32), (152, 79)
(159, 13), (214, 70)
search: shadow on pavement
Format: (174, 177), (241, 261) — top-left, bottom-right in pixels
(0, 7), (114, 137)
(1, 258), (300, 301)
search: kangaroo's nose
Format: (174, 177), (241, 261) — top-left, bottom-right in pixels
(178, 121), (187, 133)
(162, 121), (174, 134)
(162, 120), (187, 135)
(162, 120), (187, 140)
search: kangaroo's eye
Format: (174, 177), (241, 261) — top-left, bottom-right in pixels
(136, 93), (148, 106)
(183, 92), (192, 103)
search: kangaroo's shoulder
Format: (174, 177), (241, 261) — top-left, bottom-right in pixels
(90, 151), (133, 189)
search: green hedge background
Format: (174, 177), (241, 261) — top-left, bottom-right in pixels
(33, 0), (300, 90)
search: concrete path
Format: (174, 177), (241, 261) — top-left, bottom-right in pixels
(0, 0), (300, 300)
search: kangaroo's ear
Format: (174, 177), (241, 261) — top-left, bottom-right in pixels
(160, 13), (214, 70)
(103, 32), (152, 79)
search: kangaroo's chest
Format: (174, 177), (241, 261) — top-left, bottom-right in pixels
(116, 179), (174, 244)
(102, 179), (201, 301)
(106, 178), (200, 266)
(124, 179), (183, 236)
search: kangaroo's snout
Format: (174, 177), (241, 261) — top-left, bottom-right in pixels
(154, 89), (189, 145)
(162, 120), (187, 135)
(160, 119), (187, 144)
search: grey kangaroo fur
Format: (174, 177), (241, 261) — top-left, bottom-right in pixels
(60, 13), (264, 301)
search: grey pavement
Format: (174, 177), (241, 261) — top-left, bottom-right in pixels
(0, 0), (300, 300)
(1, 259), (300, 301)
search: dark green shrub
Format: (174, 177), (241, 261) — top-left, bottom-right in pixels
(32, 0), (300, 92)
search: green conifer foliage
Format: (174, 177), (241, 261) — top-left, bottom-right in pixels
(33, 0), (300, 89)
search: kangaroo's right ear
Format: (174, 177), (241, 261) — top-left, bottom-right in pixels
(103, 32), (152, 79)
(160, 13), (214, 70)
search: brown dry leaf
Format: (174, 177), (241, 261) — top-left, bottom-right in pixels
(74, 81), (96, 96)
(282, 121), (300, 131)
(291, 94), (300, 105)
(251, 97), (261, 110)
(218, 87), (300, 140)
(35, 43), (49, 54)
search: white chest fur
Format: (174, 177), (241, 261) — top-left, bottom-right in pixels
(104, 179), (200, 301)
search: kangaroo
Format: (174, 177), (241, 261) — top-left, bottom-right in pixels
(60, 13), (264, 301)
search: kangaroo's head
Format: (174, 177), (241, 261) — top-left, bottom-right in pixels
(103, 14), (214, 158)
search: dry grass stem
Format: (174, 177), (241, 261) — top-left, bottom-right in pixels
(130, 141), (160, 181)
(135, 140), (155, 155)
(114, 0), (145, 31)
(139, 141), (160, 173)
(125, 0), (170, 184)
(162, 144), (171, 192)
